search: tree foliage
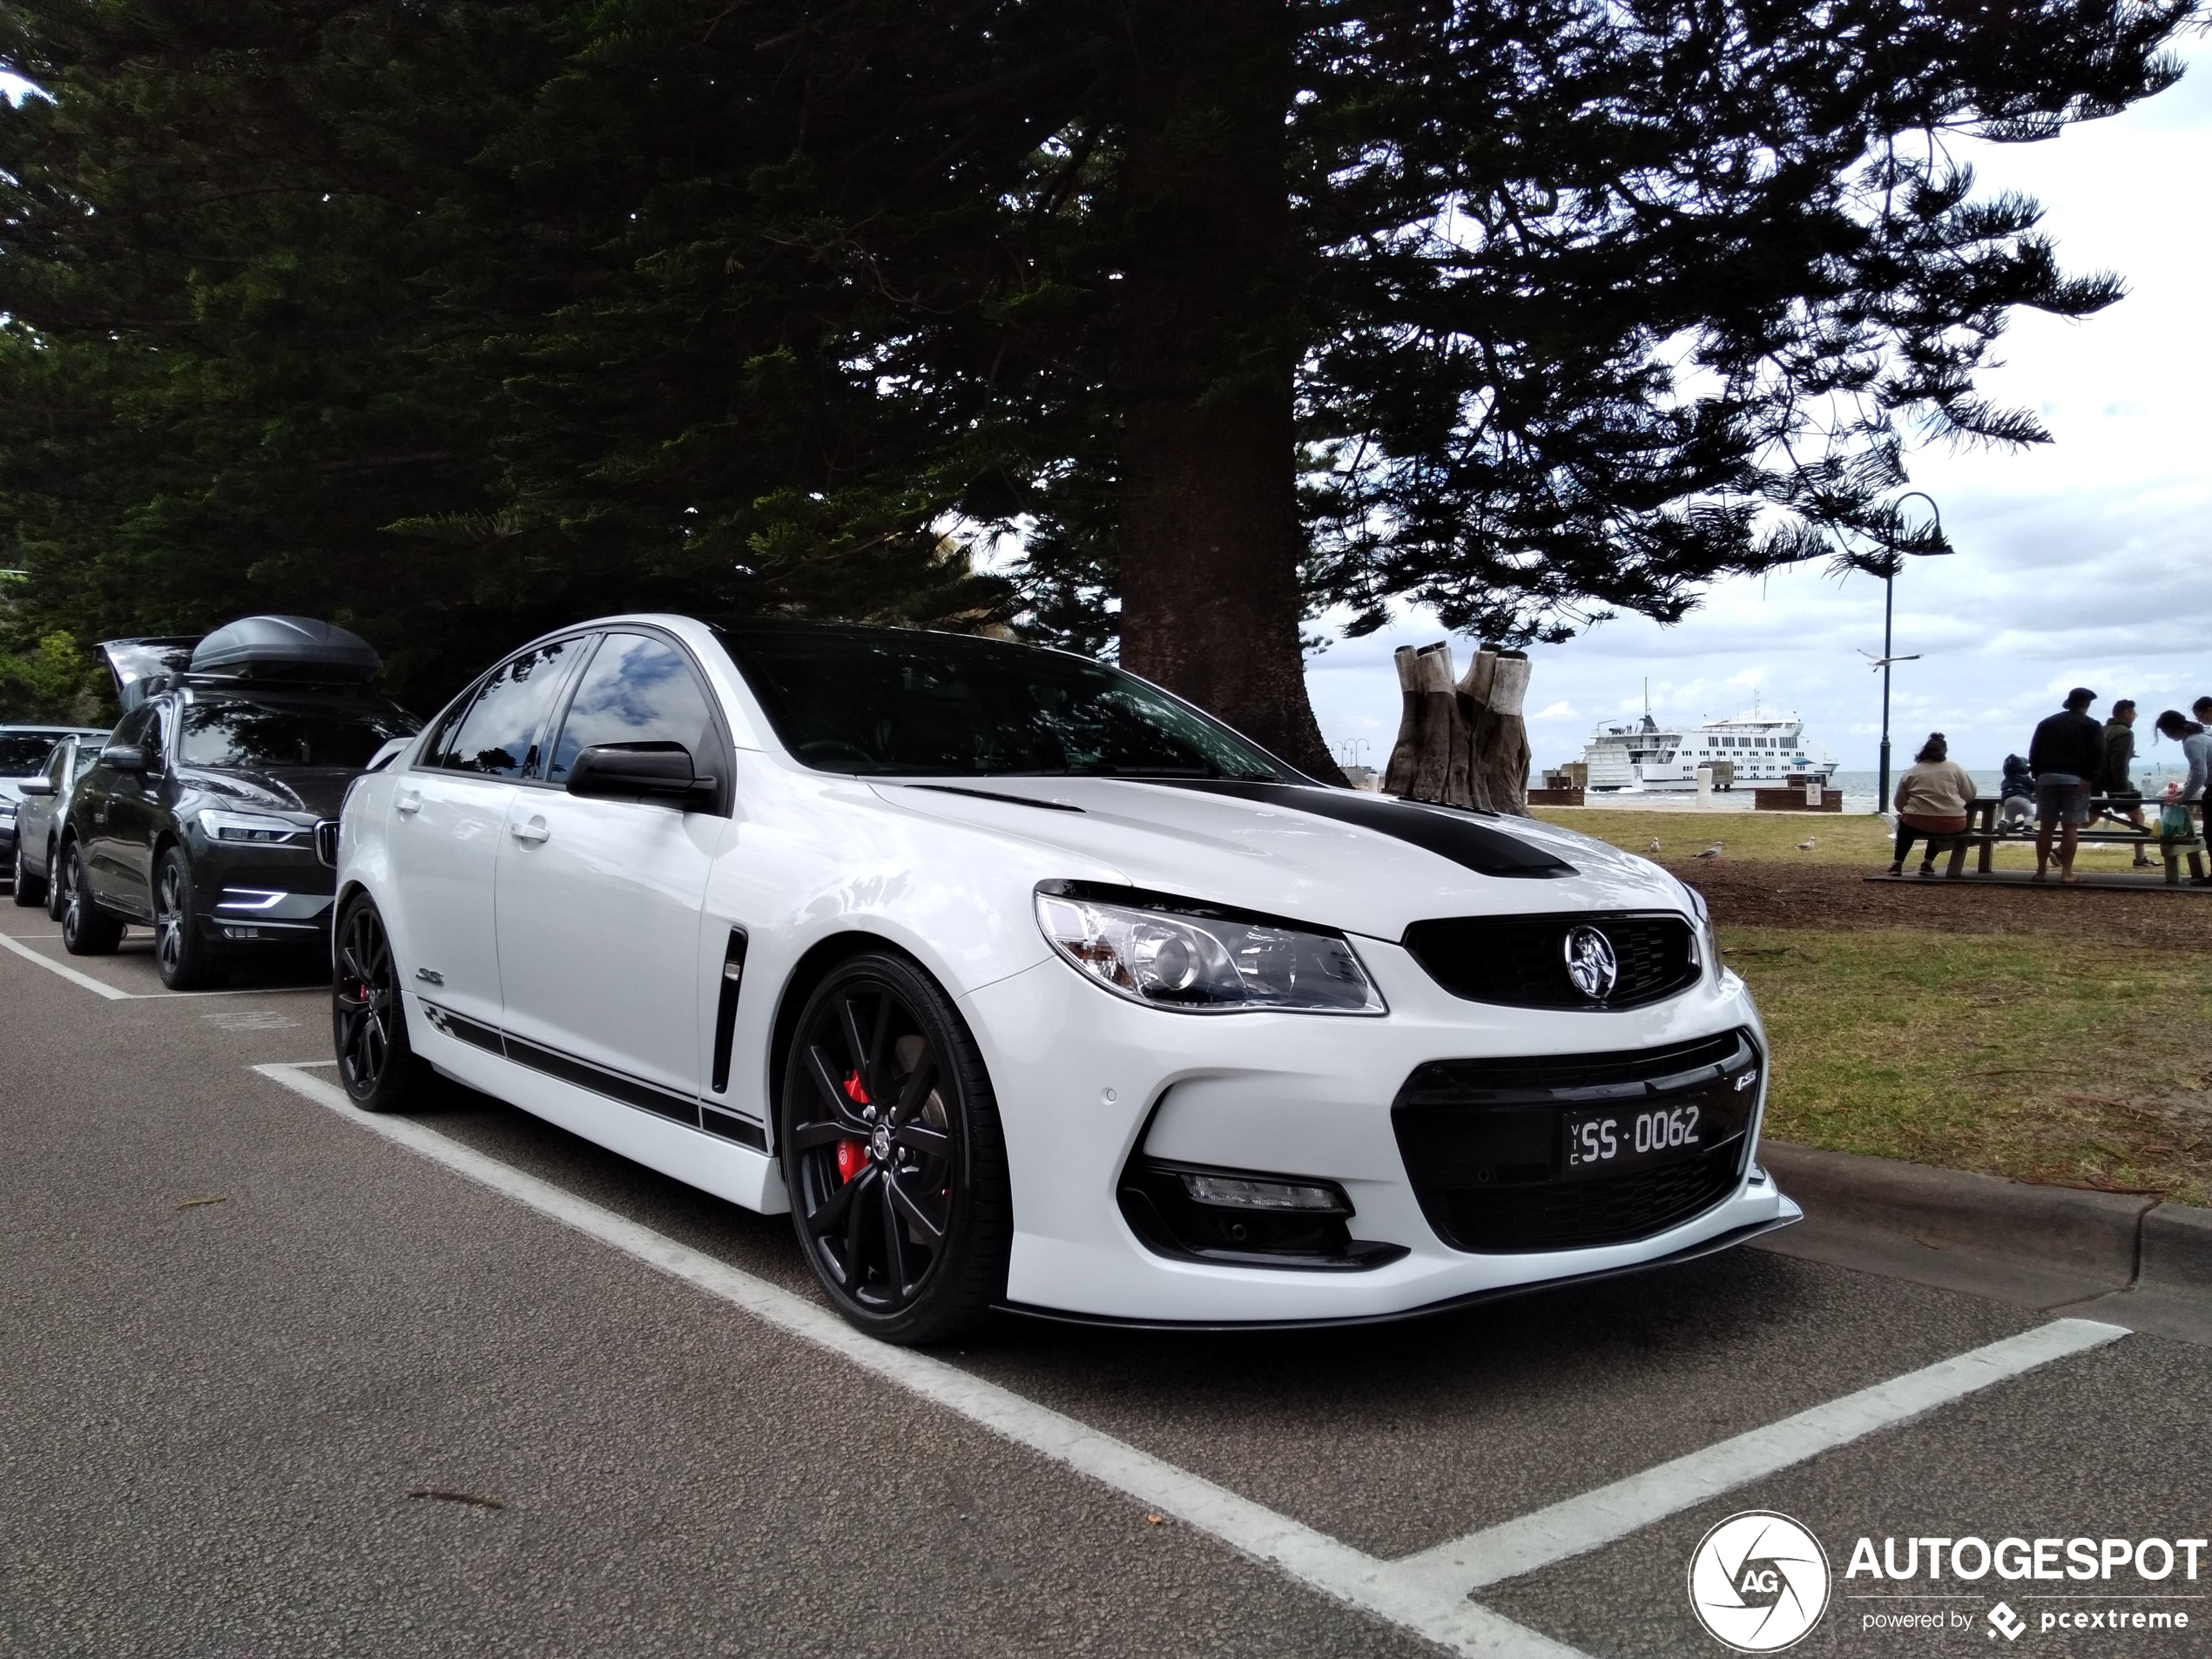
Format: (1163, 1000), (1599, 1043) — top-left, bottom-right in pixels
(0, 0), (2192, 752)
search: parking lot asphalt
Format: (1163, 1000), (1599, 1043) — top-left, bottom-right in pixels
(3, 907), (2207, 1657)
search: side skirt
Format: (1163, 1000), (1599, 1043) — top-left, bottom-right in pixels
(410, 995), (788, 1216)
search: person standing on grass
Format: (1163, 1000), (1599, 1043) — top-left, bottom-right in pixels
(2027, 686), (2103, 883)
(1889, 733), (1979, 876)
(2154, 710), (2212, 883)
(2101, 699), (2155, 868)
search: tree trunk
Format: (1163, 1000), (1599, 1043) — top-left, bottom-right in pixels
(1111, 1), (1340, 782)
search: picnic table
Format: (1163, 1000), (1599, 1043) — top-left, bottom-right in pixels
(1928, 794), (2206, 884)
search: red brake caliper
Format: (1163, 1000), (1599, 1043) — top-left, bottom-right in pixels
(834, 1069), (870, 1182)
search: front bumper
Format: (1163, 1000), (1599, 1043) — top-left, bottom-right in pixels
(960, 936), (1797, 1325)
(187, 833), (335, 948)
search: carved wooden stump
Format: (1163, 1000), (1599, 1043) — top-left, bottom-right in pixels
(1381, 641), (1530, 814)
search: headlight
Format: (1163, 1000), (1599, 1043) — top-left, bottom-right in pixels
(1034, 885), (1386, 1015)
(197, 809), (307, 845)
(1683, 883), (1716, 969)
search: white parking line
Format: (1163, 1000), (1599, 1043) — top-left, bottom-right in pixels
(0, 931), (324, 1000)
(252, 1060), (2130, 1658)
(1393, 1317), (2128, 1598)
(253, 1061), (1588, 1659)
(0, 931), (129, 998)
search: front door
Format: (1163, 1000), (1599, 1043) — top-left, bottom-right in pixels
(385, 637), (587, 1030)
(87, 705), (161, 917)
(494, 631), (725, 1109)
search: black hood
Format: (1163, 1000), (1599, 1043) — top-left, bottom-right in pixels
(181, 766), (355, 819)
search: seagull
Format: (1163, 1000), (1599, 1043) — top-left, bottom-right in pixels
(1797, 837), (1817, 851)
(1694, 842), (1724, 859)
(1647, 838), (1662, 854)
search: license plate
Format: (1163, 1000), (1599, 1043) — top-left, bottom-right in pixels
(1561, 1100), (1705, 1181)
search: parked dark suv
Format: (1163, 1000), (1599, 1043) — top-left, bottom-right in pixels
(59, 617), (417, 988)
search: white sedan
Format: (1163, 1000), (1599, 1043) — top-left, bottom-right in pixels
(332, 616), (1797, 1342)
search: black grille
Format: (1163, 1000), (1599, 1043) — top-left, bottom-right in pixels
(1393, 1030), (1758, 1253)
(314, 819), (340, 868)
(1402, 911), (1698, 1010)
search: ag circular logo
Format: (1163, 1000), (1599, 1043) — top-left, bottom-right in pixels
(1687, 1511), (1831, 1652)
(1562, 924), (1619, 1001)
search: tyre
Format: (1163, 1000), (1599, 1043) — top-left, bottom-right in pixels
(152, 846), (228, 990)
(44, 840), (66, 922)
(10, 837), (42, 907)
(779, 951), (1011, 1345)
(332, 894), (430, 1112)
(59, 842), (123, 955)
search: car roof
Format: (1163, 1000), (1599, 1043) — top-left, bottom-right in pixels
(0, 724), (109, 736)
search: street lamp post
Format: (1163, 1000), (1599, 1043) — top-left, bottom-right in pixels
(1869, 491), (1946, 809)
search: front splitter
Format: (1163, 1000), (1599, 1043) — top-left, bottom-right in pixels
(992, 1210), (1802, 1333)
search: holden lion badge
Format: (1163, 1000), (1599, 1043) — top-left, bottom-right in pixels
(1562, 924), (1618, 1001)
(1687, 1511), (1831, 1653)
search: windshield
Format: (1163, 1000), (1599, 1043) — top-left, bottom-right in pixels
(179, 701), (417, 771)
(0, 734), (60, 778)
(718, 627), (1292, 781)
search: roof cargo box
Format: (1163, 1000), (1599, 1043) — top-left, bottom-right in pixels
(188, 616), (381, 684)
(96, 637), (200, 712)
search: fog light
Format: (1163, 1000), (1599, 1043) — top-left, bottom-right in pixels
(1177, 1172), (1345, 1213)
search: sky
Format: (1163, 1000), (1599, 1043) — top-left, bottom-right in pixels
(1306, 34), (2212, 777)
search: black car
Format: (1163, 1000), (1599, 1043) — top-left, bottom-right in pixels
(59, 617), (417, 988)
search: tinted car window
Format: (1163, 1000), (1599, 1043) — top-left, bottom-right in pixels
(431, 640), (580, 777)
(0, 734), (57, 776)
(70, 743), (103, 783)
(179, 701), (416, 770)
(107, 706), (154, 755)
(547, 634), (719, 783)
(718, 628), (1290, 780)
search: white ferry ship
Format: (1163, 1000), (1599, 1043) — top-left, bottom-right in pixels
(1580, 710), (1837, 792)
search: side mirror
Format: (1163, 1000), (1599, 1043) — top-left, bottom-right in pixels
(101, 744), (147, 773)
(17, 776), (55, 797)
(565, 741), (714, 805)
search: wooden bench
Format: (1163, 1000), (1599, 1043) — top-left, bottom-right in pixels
(1924, 795), (2205, 884)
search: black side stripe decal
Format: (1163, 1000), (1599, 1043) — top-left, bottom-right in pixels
(416, 999), (770, 1148)
(502, 1032), (700, 1129)
(710, 927), (747, 1095)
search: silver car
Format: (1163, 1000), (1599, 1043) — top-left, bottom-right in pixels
(10, 728), (110, 916)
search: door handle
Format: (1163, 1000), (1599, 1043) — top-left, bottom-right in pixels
(510, 817), (550, 845)
(395, 791), (421, 816)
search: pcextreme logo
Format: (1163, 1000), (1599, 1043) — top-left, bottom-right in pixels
(1688, 1511), (1832, 1652)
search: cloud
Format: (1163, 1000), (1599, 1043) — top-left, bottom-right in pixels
(1532, 700), (1581, 721)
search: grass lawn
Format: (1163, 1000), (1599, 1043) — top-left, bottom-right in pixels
(1725, 926), (2212, 1204)
(1536, 806), (2180, 873)
(1536, 807), (2212, 1203)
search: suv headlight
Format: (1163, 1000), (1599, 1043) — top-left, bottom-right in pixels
(197, 809), (307, 845)
(1035, 884), (1385, 1015)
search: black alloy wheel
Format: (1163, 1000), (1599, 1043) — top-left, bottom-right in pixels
(333, 895), (427, 1112)
(153, 846), (226, 990)
(780, 952), (1010, 1345)
(10, 836), (41, 907)
(59, 843), (122, 956)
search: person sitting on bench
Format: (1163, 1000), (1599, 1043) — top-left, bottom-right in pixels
(2100, 699), (2155, 869)
(2028, 687), (2103, 884)
(1889, 733), (1977, 877)
(1997, 754), (2034, 829)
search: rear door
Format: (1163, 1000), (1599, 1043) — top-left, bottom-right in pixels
(384, 637), (588, 1032)
(493, 630), (728, 1114)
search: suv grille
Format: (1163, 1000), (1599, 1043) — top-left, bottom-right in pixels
(314, 819), (339, 868)
(1401, 911), (1698, 1010)
(1393, 1030), (1758, 1253)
